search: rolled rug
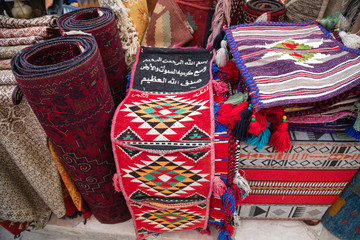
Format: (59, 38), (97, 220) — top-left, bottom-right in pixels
(11, 35), (130, 224)
(57, 7), (127, 105)
(244, 0), (286, 23)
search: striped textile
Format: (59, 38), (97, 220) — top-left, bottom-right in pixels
(224, 22), (360, 110)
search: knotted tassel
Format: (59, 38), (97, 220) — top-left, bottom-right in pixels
(218, 227), (232, 240)
(233, 171), (251, 200)
(225, 92), (248, 105)
(338, 29), (360, 49)
(216, 103), (235, 129)
(269, 115), (291, 152)
(219, 60), (241, 87)
(112, 173), (121, 192)
(197, 227), (211, 235)
(213, 176), (227, 197)
(246, 123), (271, 151)
(232, 106), (252, 141)
(212, 79), (229, 95)
(248, 112), (267, 136)
(215, 40), (229, 67)
(222, 187), (235, 217)
(231, 101), (248, 124)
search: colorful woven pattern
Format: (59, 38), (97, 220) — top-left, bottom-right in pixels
(225, 22), (360, 109)
(57, 7), (127, 105)
(112, 47), (214, 239)
(322, 168), (360, 240)
(236, 131), (359, 220)
(11, 35), (130, 224)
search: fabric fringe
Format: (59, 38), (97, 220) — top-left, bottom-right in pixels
(207, 0), (231, 47)
(99, 0), (140, 70)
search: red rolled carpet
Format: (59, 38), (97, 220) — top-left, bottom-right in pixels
(11, 35), (130, 224)
(57, 7), (127, 105)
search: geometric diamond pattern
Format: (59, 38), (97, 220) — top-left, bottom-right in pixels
(116, 127), (142, 141)
(139, 209), (203, 230)
(181, 125), (210, 140)
(118, 145), (141, 159)
(181, 151), (209, 162)
(124, 155), (208, 196)
(120, 96), (209, 141)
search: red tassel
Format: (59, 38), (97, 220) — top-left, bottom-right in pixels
(213, 176), (227, 197)
(231, 183), (242, 205)
(113, 173), (121, 192)
(197, 227), (211, 235)
(231, 101), (248, 123)
(226, 224), (235, 237)
(212, 80), (229, 95)
(269, 119), (291, 152)
(219, 60), (240, 86)
(248, 112), (267, 136)
(216, 104), (236, 129)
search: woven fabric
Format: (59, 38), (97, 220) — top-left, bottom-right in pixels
(77, 0), (100, 7)
(231, 0), (246, 25)
(176, 0), (214, 48)
(11, 35), (130, 224)
(0, 36), (45, 47)
(322, 168), (360, 240)
(141, 0), (193, 48)
(0, 15), (58, 28)
(225, 22), (360, 110)
(0, 26), (58, 38)
(57, 7), (127, 105)
(98, 0), (140, 70)
(123, 0), (149, 43)
(0, 59), (11, 70)
(0, 46), (29, 59)
(0, 85), (65, 223)
(286, 0), (329, 23)
(0, 70), (16, 85)
(48, 139), (91, 218)
(237, 131), (358, 219)
(112, 47), (214, 239)
(244, 0), (286, 23)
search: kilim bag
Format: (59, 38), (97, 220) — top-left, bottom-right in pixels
(11, 35), (130, 224)
(111, 47), (215, 239)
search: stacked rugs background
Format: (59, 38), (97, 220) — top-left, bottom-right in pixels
(223, 20), (360, 222)
(0, 15), (66, 236)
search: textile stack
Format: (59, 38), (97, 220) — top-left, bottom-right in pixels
(0, 15), (66, 236)
(1, 0), (360, 239)
(217, 20), (360, 222)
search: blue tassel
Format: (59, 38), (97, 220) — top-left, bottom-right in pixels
(245, 123), (271, 150)
(221, 187), (235, 216)
(256, 125), (271, 150)
(218, 228), (232, 240)
(346, 125), (360, 140)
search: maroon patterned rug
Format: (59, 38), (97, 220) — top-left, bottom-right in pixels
(57, 7), (127, 105)
(11, 35), (130, 224)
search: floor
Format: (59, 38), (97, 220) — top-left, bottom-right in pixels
(0, 214), (340, 240)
